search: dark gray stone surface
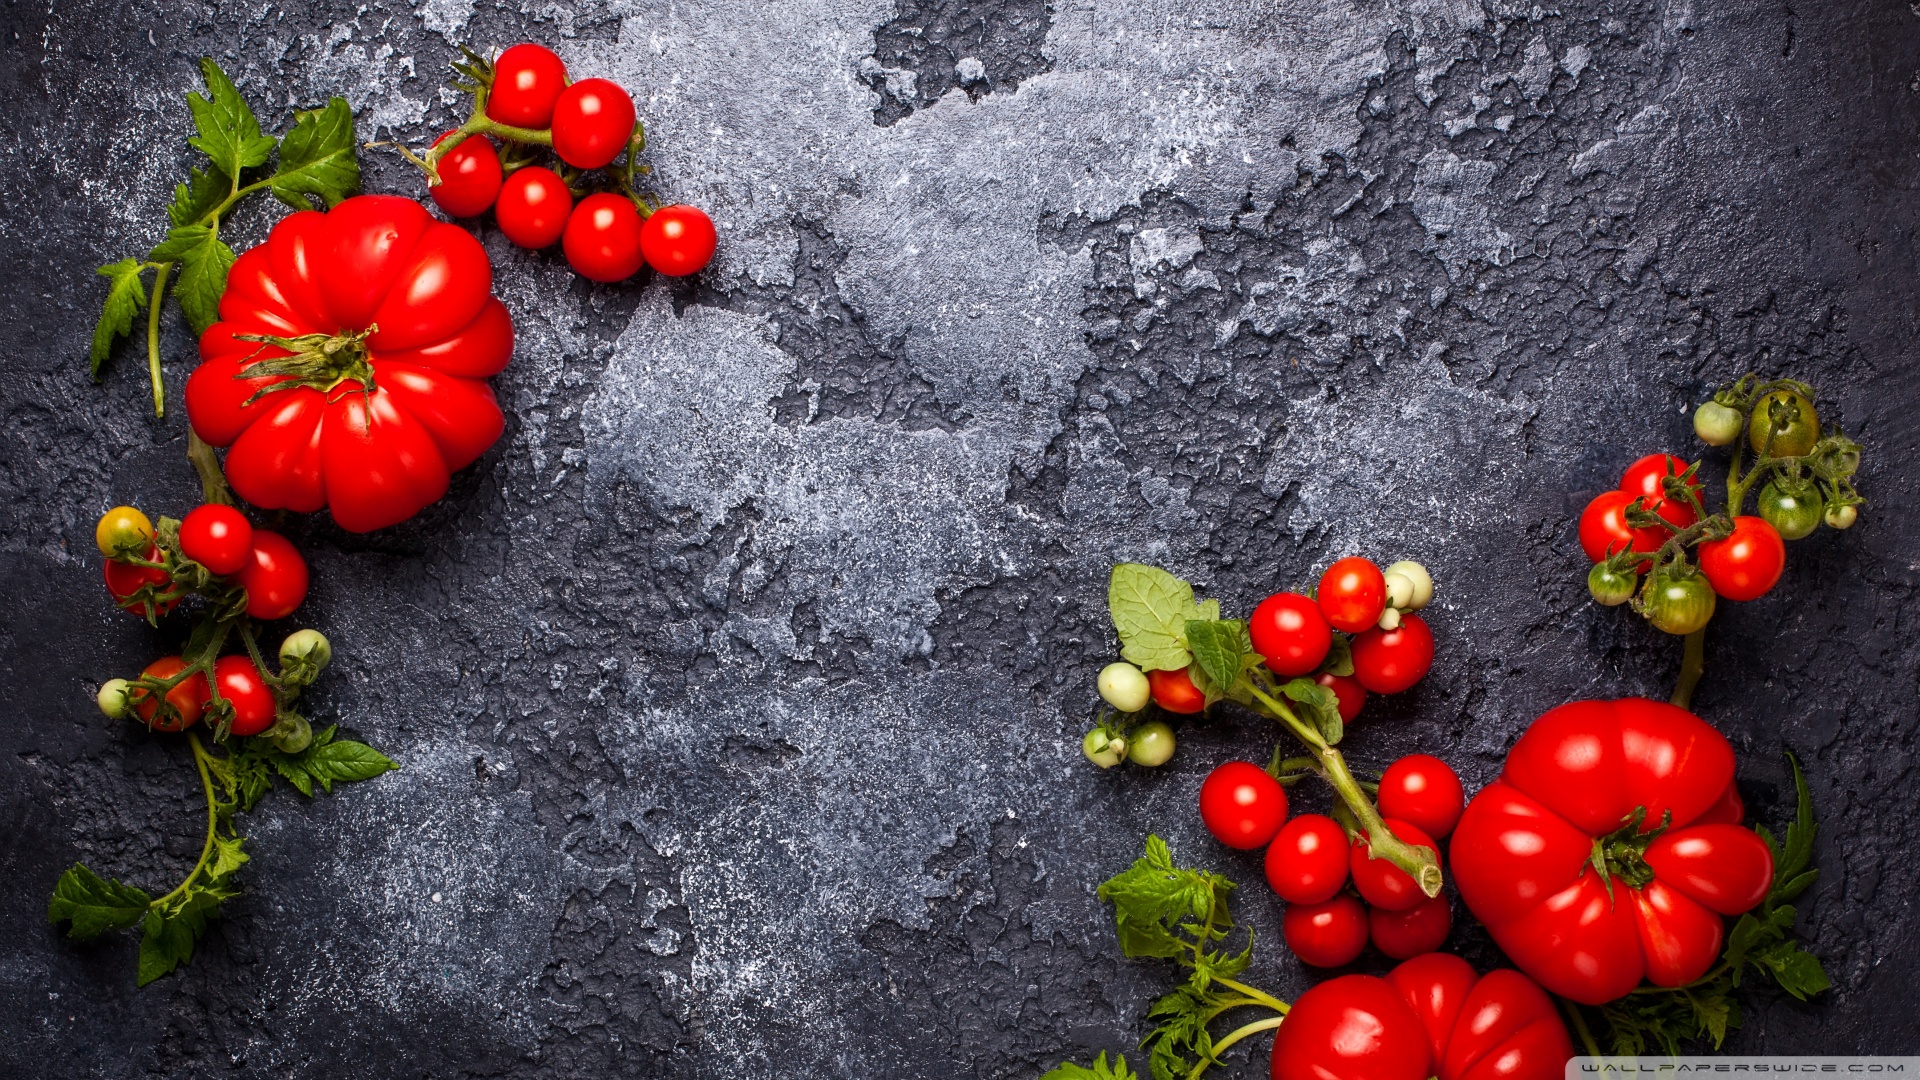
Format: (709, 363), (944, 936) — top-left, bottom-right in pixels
(2, 0), (1917, 1074)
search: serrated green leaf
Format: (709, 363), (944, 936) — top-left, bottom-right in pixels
(1109, 565), (1212, 672)
(149, 225), (235, 333)
(207, 834), (248, 880)
(297, 738), (398, 792)
(1184, 619), (1245, 702)
(168, 165), (231, 228)
(186, 58), (276, 180)
(1282, 677), (1343, 745)
(271, 97), (359, 210)
(272, 755), (315, 797)
(1041, 1052), (1137, 1080)
(1776, 753), (1817, 890)
(1695, 992), (1732, 1047)
(89, 259), (148, 376)
(47, 864), (151, 939)
(1754, 939), (1831, 999)
(1320, 633), (1353, 677)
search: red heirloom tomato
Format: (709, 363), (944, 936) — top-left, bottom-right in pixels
(213, 655), (277, 736)
(639, 205), (718, 277)
(1378, 754), (1464, 840)
(239, 530), (309, 621)
(1265, 813), (1350, 904)
(495, 167), (574, 249)
(1449, 698), (1775, 1004)
(131, 657), (211, 732)
(1697, 515), (1786, 601)
(1271, 955), (1572, 1080)
(1283, 894), (1368, 967)
(1350, 818), (1440, 912)
(1620, 453), (1701, 531)
(1249, 592), (1331, 677)
(1350, 614), (1433, 694)
(1317, 557), (1387, 633)
(1314, 672), (1366, 723)
(1147, 666), (1206, 714)
(427, 132), (503, 218)
(486, 43), (568, 128)
(104, 545), (172, 613)
(1696, 780), (1746, 825)
(187, 195), (512, 533)
(1199, 762), (1287, 849)
(551, 78), (637, 169)
(564, 193), (648, 282)
(178, 504), (254, 576)
(1369, 894), (1451, 959)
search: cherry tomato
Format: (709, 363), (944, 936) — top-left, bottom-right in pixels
(1314, 671), (1366, 723)
(1198, 762), (1288, 850)
(1269, 974), (1430, 1080)
(1249, 591), (1331, 676)
(427, 132), (503, 218)
(563, 193), (647, 282)
(1128, 720), (1177, 767)
(1351, 818), (1440, 912)
(1284, 893), (1369, 967)
(1350, 614), (1433, 694)
(1748, 388), (1819, 457)
(486, 43), (568, 128)
(239, 530), (309, 621)
(550, 78), (636, 169)
(1693, 400), (1742, 446)
(1265, 813), (1350, 904)
(94, 505), (154, 557)
(130, 657), (210, 732)
(1758, 481), (1822, 540)
(1587, 563), (1637, 606)
(213, 655), (278, 737)
(1619, 453), (1700, 532)
(178, 504), (255, 576)
(494, 167), (574, 249)
(1147, 666), (1206, 714)
(1377, 754), (1465, 840)
(1643, 568), (1716, 635)
(1097, 661), (1151, 713)
(1369, 894), (1452, 960)
(639, 205), (718, 277)
(1697, 515), (1785, 601)
(1317, 557), (1387, 633)
(104, 545), (175, 615)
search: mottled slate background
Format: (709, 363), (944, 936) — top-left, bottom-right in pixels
(3, 0), (1917, 1074)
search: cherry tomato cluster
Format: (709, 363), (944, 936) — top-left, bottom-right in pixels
(93, 503), (324, 747)
(407, 43), (717, 283)
(1579, 379), (1864, 639)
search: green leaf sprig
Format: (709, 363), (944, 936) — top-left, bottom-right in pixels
(89, 59), (358, 416)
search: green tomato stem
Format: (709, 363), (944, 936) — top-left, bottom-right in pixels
(150, 733), (221, 911)
(187, 430), (235, 507)
(1186, 1015), (1286, 1080)
(1560, 997), (1604, 1058)
(1210, 976), (1291, 1015)
(1671, 627), (1706, 711)
(145, 260), (174, 417)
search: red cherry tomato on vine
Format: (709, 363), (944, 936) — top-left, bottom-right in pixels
(1578, 489), (1658, 564)
(1314, 672), (1366, 723)
(213, 655), (278, 737)
(1351, 614), (1433, 694)
(1317, 557), (1387, 633)
(1351, 818), (1439, 912)
(486, 43), (568, 129)
(1377, 754), (1464, 840)
(1620, 453), (1701, 531)
(639, 205), (718, 277)
(551, 78), (636, 169)
(1265, 813), (1350, 904)
(131, 657), (210, 732)
(104, 545), (172, 614)
(178, 504), (254, 576)
(1199, 762), (1288, 850)
(427, 132), (503, 218)
(1369, 894), (1452, 959)
(239, 531), (308, 621)
(1284, 894), (1369, 968)
(1697, 515), (1785, 602)
(563, 193), (647, 282)
(1249, 591), (1331, 677)
(1147, 666), (1206, 714)
(495, 167), (574, 249)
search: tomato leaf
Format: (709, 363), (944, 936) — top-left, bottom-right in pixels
(136, 880), (233, 986)
(1184, 619), (1248, 703)
(271, 97), (360, 210)
(89, 259), (149, 377)
(1282, 676), (1343, 745)
(186, 58), (277, 181)
(1041, 1053), (1137, 1080)
(295, 736), (399, 792)
(47, 864), (151, 939)
(149, 224), (235, 333)
(168, 165), (231, 228)
(1319, 633), (1354, 677)
(1109, 565), (1217, 672)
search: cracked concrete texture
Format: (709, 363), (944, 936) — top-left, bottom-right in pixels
(1, 0), (1918, 1075)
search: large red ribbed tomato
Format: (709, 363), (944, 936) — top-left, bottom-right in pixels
(1270, 953), (1572, 1080)
(186, 195), (513, 533)
(1450, 698), (1773, 1005)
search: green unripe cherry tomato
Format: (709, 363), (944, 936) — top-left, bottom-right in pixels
(96, 678), (132, 719)
(1081, 728), (1124, 769)
(1096, 661), (1151, 713)
(1757, 482), (1822, 540)
(1692, 401), (1743, 446)
(1748, 390), (1819, 458)
(279, 628), (333, 671)
(1128, 721), (1177, 767)
(1825, 503), (1857, 529)
(1587, 564), (1638, 607)
(1643, 569), (1717, 635)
